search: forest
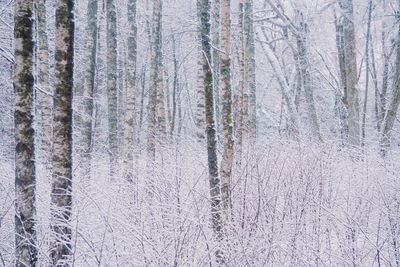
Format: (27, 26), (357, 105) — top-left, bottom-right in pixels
(1, 0), (400, 266)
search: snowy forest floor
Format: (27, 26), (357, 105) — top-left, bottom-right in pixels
(1, 136), (400, 266)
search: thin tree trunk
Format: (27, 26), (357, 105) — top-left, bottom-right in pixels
(196, 34), (206, 140)
(236, 1), (245, 166)
(106, 0), (118, 178)
(212, 0), (222, 140)
(197, 0), (224, 262)
(75, 0), (98, 179)
(378, 0), (391, 132)
(147, 0), (164, 165)
(381, 2), (400, 151)
(361, 0), (372, 146)
(170, 35), (178, 137)
(334, 10), (349, 143)
(124, 0), (137, 183)
(338, 0), (360, 146)
(153, 0), (167, 137)
(14, 1), (38, 265)
(50, 0), (74, 264)
(220, 0), (234, 213)
(244, 0), (256, 139)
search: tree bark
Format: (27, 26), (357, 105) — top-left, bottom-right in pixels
(295, 12), (321, 141)
(124, 0), (137, 183)
(197, 0), (224, 262)
(212, 0), (222, 139)
(338, 0), (360, 146)
(106, 0), (119, 178)
(14, 1), (38, 265)
(75, 0), (98, 179)
(244, 0), (256, 139)
(220, 0), (234, 213)
(361, 0), (372, 145)
(334, 10), (349, 143)
(50, 0), (74, 264)
(196, 27), (206, 140)
(381, 3), (400, 151)
(34, 0), (52, 171)
(236, 1), (245, 164)
(153, 0), (167, 137)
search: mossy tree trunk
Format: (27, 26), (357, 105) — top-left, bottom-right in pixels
(50, 0), (74, 265)
(14, 1), (38, 265)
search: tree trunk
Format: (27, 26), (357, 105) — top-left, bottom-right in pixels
(295, 12), (321, 141)
(197, 0), (224, 262)
(244, 0), (256, 139)
(220, 0), (234, 213)
(106, 0), (118, 178)
(338, 0), (360, 146)
(14, 1), (38, 265)
(75, 0), (98, 179)
(50, 0), (74, 264)
(236, 1), (245, 165)
(212, 0), (222, 141)
(381, 3), (400, 151)
(377, 0), (391, 132)
(147, 0), (165, 165)
(124, 0), (137, 183)
(361, 0), (372, 145)
(170, 35), (178, 137)
(34, 0), (52, 171)
(196, 28), (206, 140)
(334, 10), (349, 143)
(153, 0), (167, 137)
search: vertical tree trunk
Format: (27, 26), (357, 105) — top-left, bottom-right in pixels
(147, 0), (163, 164)
(34, 0), (52, 170)
(50, 0), (74, 264)
(236, 1), (245, 164)
(361, 0), (372, 145)
(170, 35), (178, 137)
(75, 0), (98, 179)
(196, 34), (206, 140)
(338, 0), (360, 146)
(106, 0), (118, 178)
(153, 0), (167, 137)
(334, 10), (349, 143)
(124, 0), (137, 183)
(197, 0), (224, 262)
(295, 12), (321, 141)
(244, 0), (256, 139)
(381, 3), (400, 151)
(14, 1), (37, 265)
(212, 0), (222, 139)
(220, 0), (233, 212)
(378, 0), (390, 132)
